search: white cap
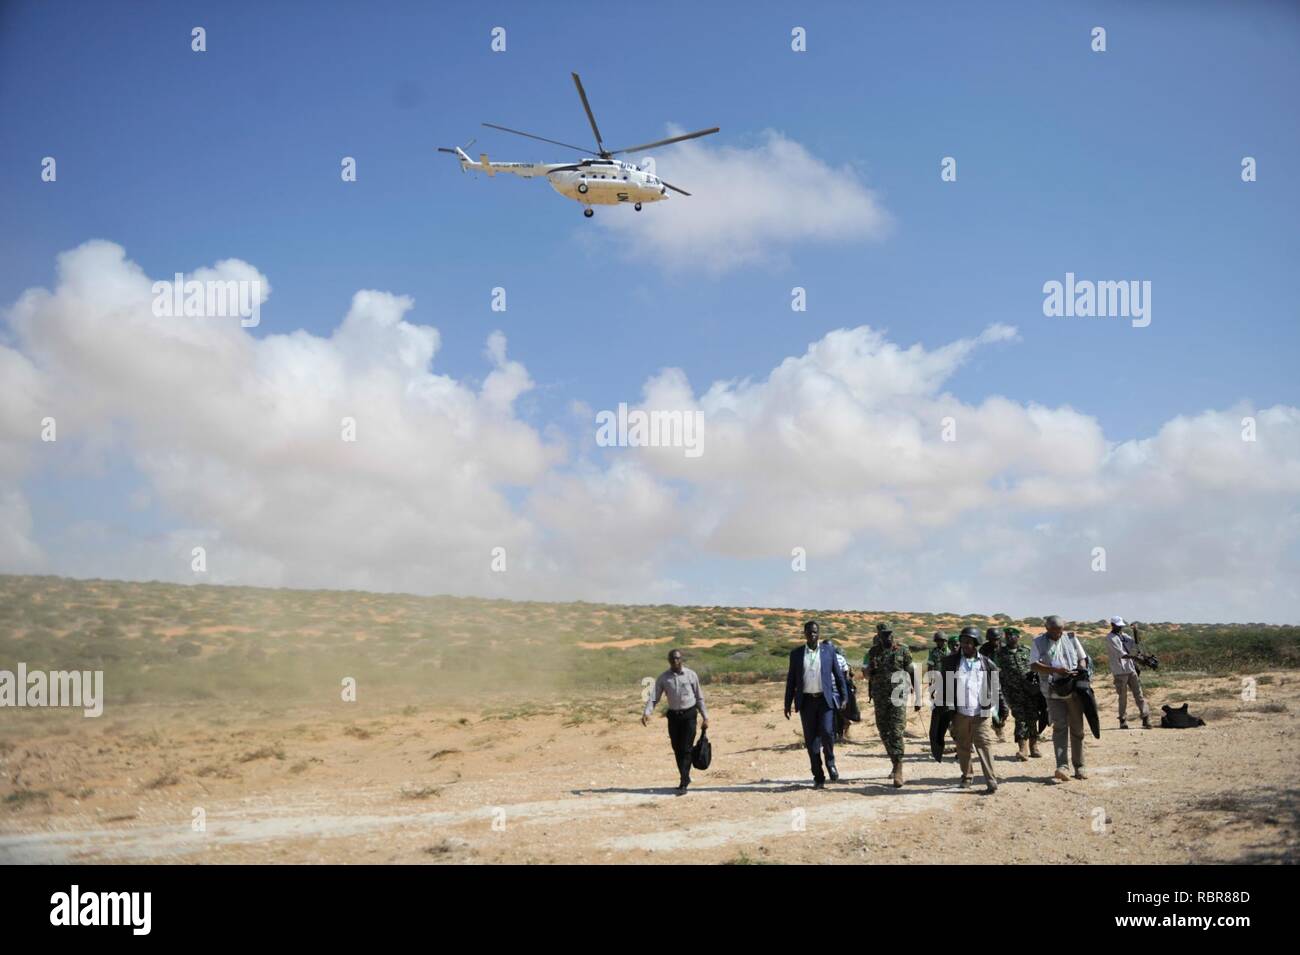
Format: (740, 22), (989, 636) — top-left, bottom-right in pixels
(1110, 615), (1126, 627)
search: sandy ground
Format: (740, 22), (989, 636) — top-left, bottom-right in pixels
(1, 671), (1297, 864)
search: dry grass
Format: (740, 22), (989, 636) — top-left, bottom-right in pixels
(238, 745), (286, 763)
(143, 770), (181, 789)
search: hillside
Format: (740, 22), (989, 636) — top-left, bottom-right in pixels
(1, 575), (1296, 706)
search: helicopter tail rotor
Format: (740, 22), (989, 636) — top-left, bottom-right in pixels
(437, 140), (477, 171)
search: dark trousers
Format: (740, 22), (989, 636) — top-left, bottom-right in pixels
(666, 706), (698, 785)
(799, 693), (836, 780)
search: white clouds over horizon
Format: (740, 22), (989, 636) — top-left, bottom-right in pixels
(2, 241), (1298, 622)
(1, 241), (555, 595)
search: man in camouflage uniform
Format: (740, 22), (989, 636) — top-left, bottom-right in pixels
(927, 631), (947, 674)
(994, 627), (1041, 759)
(982, 627), (1008, 742)
(864, 623), (920, 788)
(864, 623), (887, 702)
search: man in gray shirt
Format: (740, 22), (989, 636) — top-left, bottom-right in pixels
(1029, 616), (1091, 783)
(642, 649), (709, 792)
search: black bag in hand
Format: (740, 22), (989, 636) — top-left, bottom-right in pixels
(691, 730), (712, 770)
(845, 684), (862, 723)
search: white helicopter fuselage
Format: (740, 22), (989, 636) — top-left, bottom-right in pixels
(444, 71), (716, 216)
(452, 148), (669, 208)
(548, 160), (668, 206)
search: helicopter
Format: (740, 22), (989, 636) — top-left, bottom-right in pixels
(438, 72), (719, 217)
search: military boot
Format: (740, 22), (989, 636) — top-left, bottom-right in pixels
(891, 757), (904, 788)
(1028, 737), (1042, 758)
(1016, 739), (1029, 761)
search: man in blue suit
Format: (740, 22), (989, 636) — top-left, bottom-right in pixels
(785, 620), (849, 788)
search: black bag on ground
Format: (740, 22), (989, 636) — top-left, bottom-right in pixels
(1160, 703), (1206, 728)
(691, 730), (712, 770)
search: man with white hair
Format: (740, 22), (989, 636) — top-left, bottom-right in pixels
(1105, 616), (1151, 730)
(1029, 615), (1091, 783)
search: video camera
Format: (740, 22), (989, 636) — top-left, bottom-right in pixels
(1132, 651), (1159, 672)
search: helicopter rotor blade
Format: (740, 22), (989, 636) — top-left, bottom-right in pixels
(570, 72), (609, 157)
(660, 180), (692, 196)
(609, 127), (720, 157)
(481, 123), (594, 155)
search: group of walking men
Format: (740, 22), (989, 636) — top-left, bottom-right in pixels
(643, 614), (1153, 794)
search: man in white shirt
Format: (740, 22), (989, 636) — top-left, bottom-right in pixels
(1105, 616), (1151, 730)
(784, 620), (848, 788)
(1030, 615), (1091, 783)
(942, 626), (999, 794)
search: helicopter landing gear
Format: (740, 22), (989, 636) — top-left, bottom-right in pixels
(583, 208), (594, 218)
(634, 202), (642, 211)
(577, 182), (588, 194)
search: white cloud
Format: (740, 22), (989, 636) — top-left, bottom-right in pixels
(597, 131), (891, 272)
(3, 241), (558, 596)
(3, 241), (1298, 621)
(582, 326), (1300, 621)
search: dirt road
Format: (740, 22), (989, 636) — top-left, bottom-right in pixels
(2, 671), (1296, 863)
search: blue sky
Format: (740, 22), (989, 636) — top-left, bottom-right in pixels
(2, 1), (1298, 620)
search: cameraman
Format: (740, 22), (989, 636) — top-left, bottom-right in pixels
(1105, 616), (1151, 730)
